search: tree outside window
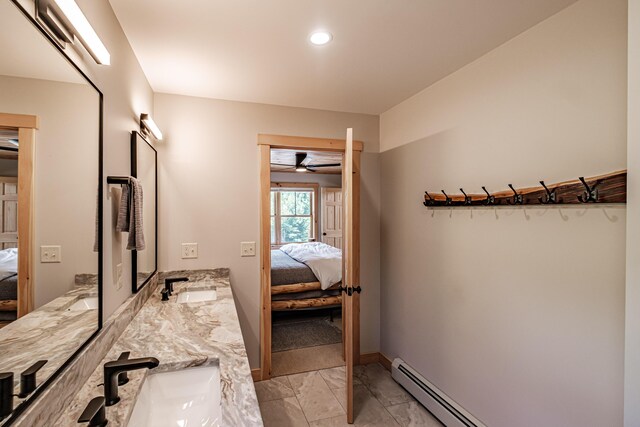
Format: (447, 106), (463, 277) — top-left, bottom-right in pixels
(271, 184), (317, 245)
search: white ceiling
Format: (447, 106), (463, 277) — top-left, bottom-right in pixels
(1, 0), (86, 85)
(109, 0), (578, 115)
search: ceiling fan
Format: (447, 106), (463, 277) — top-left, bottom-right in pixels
(272, 153), (341, 172)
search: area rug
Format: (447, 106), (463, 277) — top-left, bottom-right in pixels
(272, 317), (342, 352)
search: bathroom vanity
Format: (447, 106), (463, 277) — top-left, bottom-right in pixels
(55, 269), (261, 427)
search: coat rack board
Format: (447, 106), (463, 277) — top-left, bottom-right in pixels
(423, 170), (626, 207)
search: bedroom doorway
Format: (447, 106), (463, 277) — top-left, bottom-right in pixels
(258, 132), (362, 388)
(270, 167), (343, 375)
(0, 113), (36, 327)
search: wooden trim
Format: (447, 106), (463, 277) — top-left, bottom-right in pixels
(359, 352), (380, 365)
(379, 353), (393, 371)
(353, 150), (361, 365)
(251, 369), (262, 382)
(0, 299), (17, 311)
(343, 128), (354, 423)
(259, 132), (361, 384)
(258, 133), (364, 152)
(271, 295), (342, 310)
(260, 144), (272, 380)
(17, 127), (34, 317)
(0, 113), (38, 130)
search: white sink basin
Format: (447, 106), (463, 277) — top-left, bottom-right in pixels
(176, 289), (217, 303)
(67, 296), (98, 311)
(128, 365), (221, 427)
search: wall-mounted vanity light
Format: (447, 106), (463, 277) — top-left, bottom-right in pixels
(140, 114), (163, 141)
(36, 0), (111, 65)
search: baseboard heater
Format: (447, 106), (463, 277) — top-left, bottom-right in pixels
(391, 358), (486, 427)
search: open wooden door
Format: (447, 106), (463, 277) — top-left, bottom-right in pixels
(343, 128), (358, 423)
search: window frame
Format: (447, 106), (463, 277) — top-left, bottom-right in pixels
(270, 182), (319, 247)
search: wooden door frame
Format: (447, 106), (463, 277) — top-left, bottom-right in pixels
(0, 113), (37, 317)
(258, 133), (363, 380)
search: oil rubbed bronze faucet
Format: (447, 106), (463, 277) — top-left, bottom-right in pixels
(164, 277), (188, 295)
(103, 356), (159, 406)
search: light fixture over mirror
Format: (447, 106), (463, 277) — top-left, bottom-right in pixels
(140, 114), (163, 141)
(36, 0), (111, 65)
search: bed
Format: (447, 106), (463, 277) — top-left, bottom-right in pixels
(0, 248), (18, 325)
(271, 245), (342, 311)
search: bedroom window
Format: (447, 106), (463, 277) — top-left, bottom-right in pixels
(271, 183), (318, 245)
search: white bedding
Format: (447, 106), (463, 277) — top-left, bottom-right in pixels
(279, 242), (342, 290)
(0, 248), (17, 281)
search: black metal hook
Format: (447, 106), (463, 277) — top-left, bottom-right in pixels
(481, 186), (495, 205)
(441, 190), (452, 206)
(424, 192), (436, 207)
(577, 177), (598, 203)
(460, 188), (472, 205)
(538, 181), (558, 204)
(506, 184), (523, 205)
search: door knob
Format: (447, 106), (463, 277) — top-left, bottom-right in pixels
(322, 233), (327, 236)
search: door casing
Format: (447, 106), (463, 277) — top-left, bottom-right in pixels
(258, 133), (363, 380)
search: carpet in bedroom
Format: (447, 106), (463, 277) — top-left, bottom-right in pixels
(272, 315), (342, 353)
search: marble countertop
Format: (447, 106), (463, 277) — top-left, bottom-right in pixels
(0, 282), (99, 408)
(55, 269), (262, 427)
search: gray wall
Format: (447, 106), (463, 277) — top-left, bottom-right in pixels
(379, 0), (626, 425)
(11, 0), (153, 317)
(154, 93), (381, 367)
(0, 76), (99, 308)
(626, 0), (640, 425)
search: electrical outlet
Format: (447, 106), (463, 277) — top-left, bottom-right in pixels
(116, 263), (123, 290)
(240, 241), (256, 257)
(181, 243), (198, 259)
(40, 245), (62, 263)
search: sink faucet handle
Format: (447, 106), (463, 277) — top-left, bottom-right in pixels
(0, 372), (14, 418)
(18, 360), (47, 398)
(165, 277), (189, 291)
(77, 396), (107, 427)
(103, 357), (160, 406)
(116, 352), (130, 386)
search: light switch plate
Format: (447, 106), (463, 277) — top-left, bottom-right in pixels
(240, 241), (256, 257)
(182, 243), (198, 259)
(40, 245), (62, 263)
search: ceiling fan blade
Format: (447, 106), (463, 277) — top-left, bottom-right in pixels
(271, 163), (296, 167)
(306, 163), (341, 168)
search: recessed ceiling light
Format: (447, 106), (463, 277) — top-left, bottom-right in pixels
(309, 31), (332, 46)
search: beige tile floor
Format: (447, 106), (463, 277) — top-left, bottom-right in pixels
(256, 363), (444, 427)
(271, 343), (345, 377)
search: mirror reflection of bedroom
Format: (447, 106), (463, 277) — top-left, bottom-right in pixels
(0, 131), (18, 328)
(270, 148), (345, 376)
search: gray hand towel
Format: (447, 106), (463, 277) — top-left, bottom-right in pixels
(115, 177), (145, 251)
(127, 178), (145, 251)
(116, 183), (130, 233)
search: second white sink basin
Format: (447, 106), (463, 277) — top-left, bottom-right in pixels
(176, 289), (217, 303)
(128, 365), (221, 427)
(67, 296), (98, 311)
